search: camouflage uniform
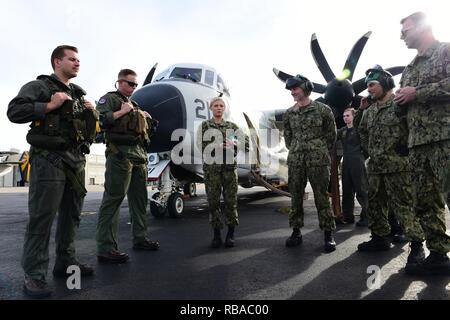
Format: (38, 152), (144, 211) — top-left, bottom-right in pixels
(358, 95), (424, 241)
(7, 74), (93, 281)
(197, 119), (248, 229)
(400, 41), (450, 254)
(283, 101), (337, 231)
(96, 91), (151, 253)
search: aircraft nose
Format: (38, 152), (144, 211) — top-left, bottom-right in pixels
(132, 83), (187, 153)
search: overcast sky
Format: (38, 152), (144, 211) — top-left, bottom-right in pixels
(1, 0), (448, 153)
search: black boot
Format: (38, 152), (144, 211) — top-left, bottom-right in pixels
(225, 226), (235, 248)
(388, 214), (405, 243)
(285, 228), (302, 247)
(356, 211), (368, 227)
(324, 231), (336, 253)
(357, 234), (391, 252)
(392, 232), (408, 244)
(406, 241), (425, 265)
(53, 259), (94, 277)
(335, 214), (354, 225)
(345, 216), (355, 224)
(210, 228), (222, 248)
(405, 251), (450, 276)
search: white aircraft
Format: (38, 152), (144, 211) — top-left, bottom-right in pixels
(132, 63), (289, 218)
(0, 151), (29, 183)
(131, 32), (404, 218)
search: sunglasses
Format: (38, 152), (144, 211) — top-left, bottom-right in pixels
(120, 79), (138, 88)
(400, 27), (415, 39)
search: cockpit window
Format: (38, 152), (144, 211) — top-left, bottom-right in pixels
(169, 67), (202, 83)
(205, 70), (215, 86)
(217, 75), (230, 95)
(154, 68), (170, 82)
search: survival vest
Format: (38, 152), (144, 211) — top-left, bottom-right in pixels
(26, 75), (100, 153)
(104, 91), (157, 150)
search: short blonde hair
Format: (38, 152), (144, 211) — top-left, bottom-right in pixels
(209, 97), (226, 109)
(343, 107), (355, 116)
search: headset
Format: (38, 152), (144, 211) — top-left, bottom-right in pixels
(285, 74), (314, 92)
(365, 65), (395, 91)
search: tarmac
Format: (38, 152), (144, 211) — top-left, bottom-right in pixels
(0, 184), (449, 300)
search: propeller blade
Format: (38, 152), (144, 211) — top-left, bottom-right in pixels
(314, 96), (327, 104)
(342, 31), (372, 81)
(242, 112), (292, 197)
(274, 68), (326, 93)
(312, 82), (327, 94)
(273, 68), (293, 83)
(352, 77), (367, 95)
(386, 66), (405, 76)
(310, 33), (335, 83)
(143, 63), (158, 86)
(242, 112), (261, 167)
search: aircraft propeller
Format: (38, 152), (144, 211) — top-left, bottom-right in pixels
(143, 63), (159, 86)
(274, 31), (405, 128)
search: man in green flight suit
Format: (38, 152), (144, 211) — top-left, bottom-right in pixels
(395, 12), (450, 275)
(7, 45), (96, 298)
(282, 74), (337, 253)
(96, 69), (159, 264)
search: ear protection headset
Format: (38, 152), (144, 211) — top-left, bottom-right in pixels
(365, 65), (395, 91)
(285, 74), (314, 93)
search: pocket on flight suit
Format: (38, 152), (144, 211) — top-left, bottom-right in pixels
(105, 154), (132, 196)
(32, 154), (65, 182)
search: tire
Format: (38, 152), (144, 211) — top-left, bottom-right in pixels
(150, 192), (167, 218)
(183, 183), (197, 197)
(168, 192), (184, 218)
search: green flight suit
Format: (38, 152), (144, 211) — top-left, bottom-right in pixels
(7, 74), (92, 281)
(96, 91), (150, 253)
(283, 100), (337, 231)
(400, 41), (450, 254)
(337, 126), (369, 221)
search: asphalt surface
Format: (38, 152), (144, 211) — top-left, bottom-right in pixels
(0, 186), (449, 300)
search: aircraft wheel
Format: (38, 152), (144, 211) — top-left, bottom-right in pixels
(183, 183), (197, 197)
(150, 192), (167, 218)
(168, 192), (184, 218)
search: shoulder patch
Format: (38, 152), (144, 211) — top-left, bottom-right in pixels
(98, 97), (107, 105)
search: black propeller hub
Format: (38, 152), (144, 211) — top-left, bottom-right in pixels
(324, 79), (355, 117)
